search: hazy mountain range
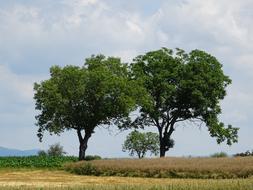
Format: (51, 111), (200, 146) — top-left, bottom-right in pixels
(0, 146), (39, 156)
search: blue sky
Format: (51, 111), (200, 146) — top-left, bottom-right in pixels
(0, 0), (252, 157)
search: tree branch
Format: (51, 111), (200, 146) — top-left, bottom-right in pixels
(77, 129), (84, 144)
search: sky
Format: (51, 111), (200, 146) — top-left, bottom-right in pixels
(0, 0), (252, 158)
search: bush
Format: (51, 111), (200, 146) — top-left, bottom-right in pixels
(47, 143), (66, 157)
(210, 152), (228, 158)
(68, 162), (98, 175)
(37, 150), (47, 157)
(84, 155), (102, 161)
(38, 143), (66, 157)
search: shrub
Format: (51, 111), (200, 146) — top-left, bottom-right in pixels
(37, 150), (47, 157)
(84, 155), (102, 161)
(210, 152), (228, 158)
(38, 143), (66, 157)
(47, 143), (66, 157)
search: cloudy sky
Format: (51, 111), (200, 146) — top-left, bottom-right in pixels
(0, 0), (252, 157)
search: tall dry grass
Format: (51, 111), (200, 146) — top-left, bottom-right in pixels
(65, 157), (253, 178)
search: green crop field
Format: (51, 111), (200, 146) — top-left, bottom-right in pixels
(0, 156), (77, 168)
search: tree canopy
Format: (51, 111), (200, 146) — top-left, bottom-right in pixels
(34, 55), (138, 160)
(124, 48), (238, 157)
(34, 48), (238, 159)
(122, 130), (160, 158)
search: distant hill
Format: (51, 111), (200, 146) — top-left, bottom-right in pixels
(0, 146), (39, 157)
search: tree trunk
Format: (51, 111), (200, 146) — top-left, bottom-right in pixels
(158, 128), (166, 157)
(158, 121), (176, 157)
(160, 138), (166, 157)
(77, 129), (92, 161)
(79, 142), (87, 160)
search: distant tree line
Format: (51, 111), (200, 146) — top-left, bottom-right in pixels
(234, 150), (253, 157)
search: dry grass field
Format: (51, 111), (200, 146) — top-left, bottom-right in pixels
(0, 169), (252, 190)
(0, 157), (253, 189)
(65, 156), (253, 178)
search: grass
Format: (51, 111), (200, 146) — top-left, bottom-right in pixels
(0, 169), (252, 190)
(1, 183), (253, 190)
(0, 157), (253, 189)
(65, 156), (253, 179)
(0, 156), (77, 168)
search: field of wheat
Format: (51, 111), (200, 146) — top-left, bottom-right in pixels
(65, 156), (253, 178)
(0, 157), (252, 189)
(0, 170), (252, 190)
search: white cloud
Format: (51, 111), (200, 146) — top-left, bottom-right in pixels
(0, 65), (33, 101)
(156, 0), (253, 62)
(126, 20), (143, 35)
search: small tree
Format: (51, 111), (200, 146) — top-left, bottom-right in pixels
(122, 130), (160, 158)
(37, 143), (66, 157)
(47, 143), (66, 157)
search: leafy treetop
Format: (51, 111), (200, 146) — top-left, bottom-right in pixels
(34, 55), (139, 160)
(123, 48), (238, 157)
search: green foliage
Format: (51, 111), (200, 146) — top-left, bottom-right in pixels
(84, 155), (102, 161)
(47, 143), (66, 157)
(37, 143), (66, 157)
(123, 48), (238, 156)
(33, 48), (238, 159)
(210, 152), (228, 158)
(67, 162), (98, 175)
(122, 130), (160, 158)
(34, 55), (138, 160)
(0, 156), (77, 168)
(37, 150), (47, 157)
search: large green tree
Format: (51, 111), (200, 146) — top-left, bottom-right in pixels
(34, 55), (137, 160)
(125, 48), (238, 157)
